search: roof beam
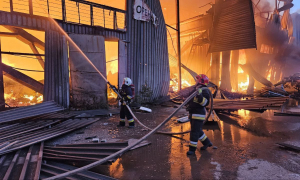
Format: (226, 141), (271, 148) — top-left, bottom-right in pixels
(2, 63), (44, 94)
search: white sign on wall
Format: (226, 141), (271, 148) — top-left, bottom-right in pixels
(133, 0), (159, 27)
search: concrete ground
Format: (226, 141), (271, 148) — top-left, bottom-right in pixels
(49, 104), (300, 180)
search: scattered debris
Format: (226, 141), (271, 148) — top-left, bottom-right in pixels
(0, 101), (64, 124)
(128, 139), (151, 150)
(0, 142), (44, 180)
(40, 161), (117, 180)
(0, 119), (98, 156)
(76, 113), (93, 118)
(92, 138), (100, 143)
(274, 111), (300, 116)
(276, 143), (300, 152)
(177, 116), (189, 123)
(43, 141), (147, 163)
(85, 136), (97, 140)
(213, 97), (288, 111)
(139, 106), (152, 113)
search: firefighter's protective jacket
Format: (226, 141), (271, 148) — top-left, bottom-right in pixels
(121, 84), (133, 103)
(187, 86), (210, 120)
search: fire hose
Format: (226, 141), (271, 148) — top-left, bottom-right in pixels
(108, 81), (213, 135)
(45, 85), (213, 180)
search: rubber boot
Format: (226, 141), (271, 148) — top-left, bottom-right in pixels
(187, 146), (196, 155)
(200, 138), (213, 150)
(128, 121), (135, 128)
(117, 121), (125, 127)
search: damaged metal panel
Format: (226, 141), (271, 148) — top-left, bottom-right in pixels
(126, 0), (170, 102)
(209, 0), (257, 53)
(69, 34), (107, 109)
(40, 161), (117, 180)
(0, 118), (98, 156)
(0, 101), (64, 124)
(0, 142), (44, 180)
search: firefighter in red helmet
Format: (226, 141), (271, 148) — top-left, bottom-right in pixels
(186, 74), (213, 155)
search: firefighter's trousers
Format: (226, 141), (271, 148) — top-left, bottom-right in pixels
(120, 105), (134, 124)
(189, 115), (212, 151)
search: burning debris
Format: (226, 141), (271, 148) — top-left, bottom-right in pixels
(4, 77), (43, 107)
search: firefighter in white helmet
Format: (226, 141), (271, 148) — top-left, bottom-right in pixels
(118, 77), (135, 128)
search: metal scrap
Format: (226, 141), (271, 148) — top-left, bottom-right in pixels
(0, 142), (44, 180)
(0, 101), (65, 124)
(0, 118), (98, 156)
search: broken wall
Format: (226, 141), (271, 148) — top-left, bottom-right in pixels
(69, 34), (107, 109)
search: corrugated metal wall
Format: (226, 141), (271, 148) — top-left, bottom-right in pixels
(44, 30), (69, 108)
(209, 0), (257, 53)
(126, 0), (170, 102)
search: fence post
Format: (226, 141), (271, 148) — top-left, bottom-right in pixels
(90, 5), (93, 26)
(10, 0), (13, 12)
(103, 9), (105, 28)
(47, 0), (49, 15)
(113, 11), (117, 30)
(78, 3), (80, 24)
(29, 0), (33, 14)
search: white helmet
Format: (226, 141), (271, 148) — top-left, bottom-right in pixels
(123, 77), (132, 86)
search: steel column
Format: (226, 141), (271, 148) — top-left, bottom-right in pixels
(176, 0), (181, 91)
(0, 39), (4, 111)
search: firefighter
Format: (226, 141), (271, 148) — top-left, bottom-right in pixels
(118, 77), (135, 128)
(187, 74), (213, 155)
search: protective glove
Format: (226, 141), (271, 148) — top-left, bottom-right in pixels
(197, 88), (203, 95)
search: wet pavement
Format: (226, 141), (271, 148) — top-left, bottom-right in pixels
(88, 105), (300, 180)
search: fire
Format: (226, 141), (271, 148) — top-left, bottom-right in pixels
(267, 69), (272, 81)
(238, 76), (249, 92)
(5, 91), (43, 107)
(170, 74), (192, 92)
(106, 58), (118, 75)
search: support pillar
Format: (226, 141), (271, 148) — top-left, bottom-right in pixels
(211, 52), (220, 85)
(220, 51), (232, 91)
(176, 0), (181, 91)
(231, 50), (239, 91)
(0, 39), (5, 110)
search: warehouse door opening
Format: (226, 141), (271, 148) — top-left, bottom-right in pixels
(106, 41), (119, 106)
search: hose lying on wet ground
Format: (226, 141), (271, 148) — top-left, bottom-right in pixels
(127, 87), (214, 135)
(45, 90), (198, 180)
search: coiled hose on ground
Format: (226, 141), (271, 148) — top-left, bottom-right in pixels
(45, 87), (213, 180)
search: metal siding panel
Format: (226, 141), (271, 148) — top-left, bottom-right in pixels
(209, 0), (256, 53)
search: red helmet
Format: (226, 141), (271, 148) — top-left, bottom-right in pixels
(196, 74), (209, 86)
